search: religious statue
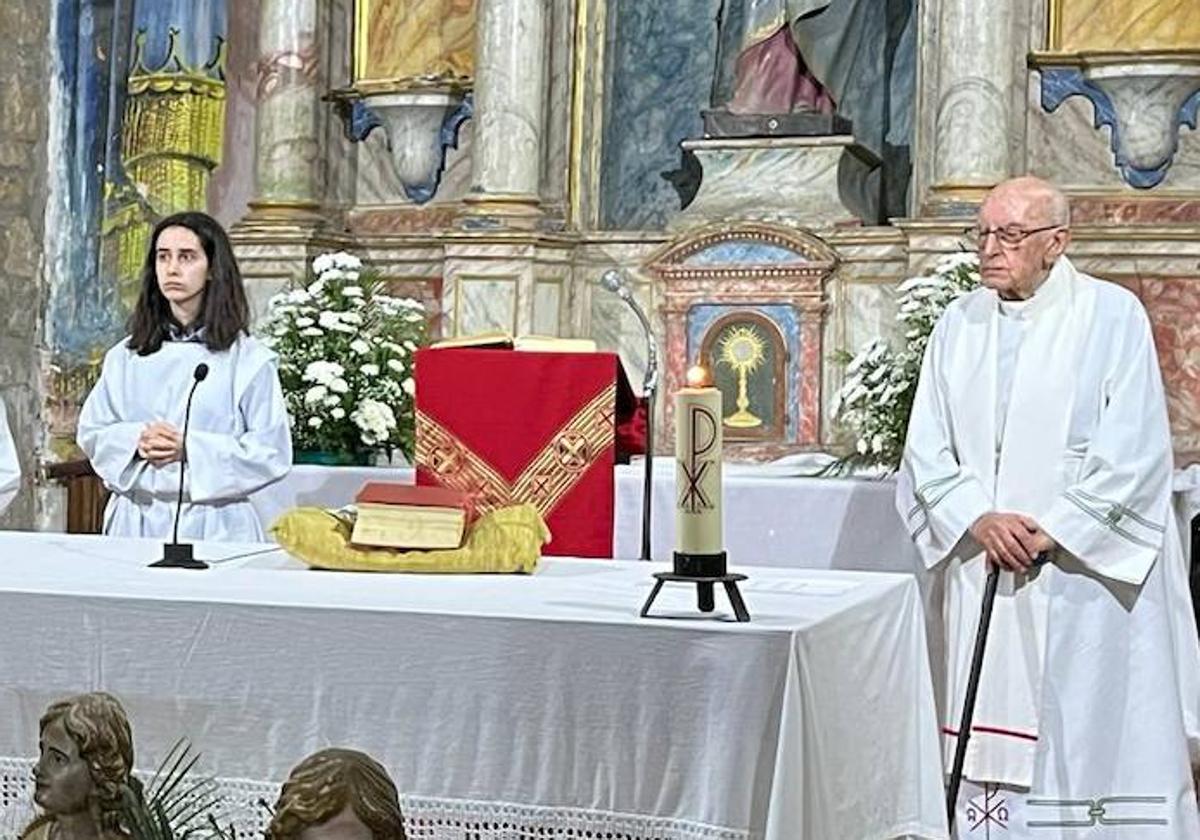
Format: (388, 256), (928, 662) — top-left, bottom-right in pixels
(266, 749), (406, 840)
(711, 0), (917, 219)
(20, 692), (135, 840)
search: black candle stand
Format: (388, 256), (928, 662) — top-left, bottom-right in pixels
(639, 550), (750, 622)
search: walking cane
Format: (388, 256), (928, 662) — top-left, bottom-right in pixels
(945, 551), (1049, 834)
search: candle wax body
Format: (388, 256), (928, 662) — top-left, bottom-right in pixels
(674, 386), (723, 555)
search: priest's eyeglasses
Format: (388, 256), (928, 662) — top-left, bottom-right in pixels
(966, 224), (1065, 248)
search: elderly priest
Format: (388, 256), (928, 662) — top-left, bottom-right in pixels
(898, 176), (1200, 837)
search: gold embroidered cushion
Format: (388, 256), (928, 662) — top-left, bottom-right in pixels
(271, 503), (549, 573)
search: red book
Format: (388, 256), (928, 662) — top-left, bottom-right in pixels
(355, 482), (467, 509)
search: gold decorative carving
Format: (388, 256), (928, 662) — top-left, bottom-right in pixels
(103, 27), (227, 309)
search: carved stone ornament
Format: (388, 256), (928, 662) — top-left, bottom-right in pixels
(1033, 51), (1200, 188)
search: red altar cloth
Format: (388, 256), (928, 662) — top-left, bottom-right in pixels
(414, 348), (643, 557)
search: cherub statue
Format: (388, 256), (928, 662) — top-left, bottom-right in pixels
(21, 692), (135, 840)
(266, 749), (405, 840)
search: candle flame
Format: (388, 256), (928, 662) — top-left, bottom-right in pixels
(685, 365), (712, 388)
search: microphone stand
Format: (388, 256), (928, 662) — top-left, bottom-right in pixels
(151, 365), (209, 569)
(631, 303), (658, 562)
(599, 271), (659, 561)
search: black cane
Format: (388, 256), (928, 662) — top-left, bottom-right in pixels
(945, 552), (1049, 832)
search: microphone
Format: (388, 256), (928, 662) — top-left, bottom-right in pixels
(598, 270), (658, 396)
(151, 362), (210, 569)
(598, 269), (660, 561)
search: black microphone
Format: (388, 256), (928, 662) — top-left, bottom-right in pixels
(151, 362), (210, 569)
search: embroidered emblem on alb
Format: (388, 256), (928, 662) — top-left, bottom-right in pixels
(966, 784), (1010, 836)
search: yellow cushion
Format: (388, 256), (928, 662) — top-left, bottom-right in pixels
(270, 504), (549, 573)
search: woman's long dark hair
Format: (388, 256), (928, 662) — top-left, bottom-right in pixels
(126, 211), (250, 355)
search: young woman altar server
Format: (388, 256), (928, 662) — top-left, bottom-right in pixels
(79, 212), (292, 542)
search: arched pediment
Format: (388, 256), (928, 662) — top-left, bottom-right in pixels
(646, 222), (838, 280)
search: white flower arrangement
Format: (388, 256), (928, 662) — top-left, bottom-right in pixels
(833, 252), (980, 471)
(260, 251), (427, 461)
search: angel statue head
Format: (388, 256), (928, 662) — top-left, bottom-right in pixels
(266, 748), (406, 840)
(21, 691), (135, 840)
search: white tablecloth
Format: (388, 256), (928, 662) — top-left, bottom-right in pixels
(0, 532), (947, 840)
(249, 463), (923, 572)
(254, 463), (1199, 571)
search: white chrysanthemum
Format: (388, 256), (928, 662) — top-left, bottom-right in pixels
(318, 311), (341, 329)
(303, 360), (345, 385)
(361, 363), (380, 376)
(308, 416), (323, 428)
(307, 278), (326, 296)
(312, 253), (334, 275)
(343, 286), (363, 298)
(295, 317), (315, 328)
(304, 385), (328, 405)
(386, 359), (405, 374)
(350, 339), (370, 355)
(300, 327), (323, 337)
(402, 377), (415, 396)
(331, 407), (346, 419)
(331, 251), (363, 270)
(329, 377), (350, 394)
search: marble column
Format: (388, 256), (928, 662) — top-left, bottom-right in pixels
(920, 0), (1017, 214)
(461, 0), (547, 228)
(246, 0), (326, 223)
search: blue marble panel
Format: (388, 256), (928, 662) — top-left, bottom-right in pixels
(48, 0), (130, 360)
(598, 0), (722, 230)
(682, 240), (810, 266)
(686, 303), (800, 438)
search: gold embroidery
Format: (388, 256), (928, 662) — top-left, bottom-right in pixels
(416, 383), (616, 518)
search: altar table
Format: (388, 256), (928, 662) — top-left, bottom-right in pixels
(251, 462), (1199, 573)
(0, 532), (947, 840)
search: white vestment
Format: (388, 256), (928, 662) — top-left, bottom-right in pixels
(0, 396), (19, 515)
(897, 257), (1200, 838)
(79, 334), (293, 542)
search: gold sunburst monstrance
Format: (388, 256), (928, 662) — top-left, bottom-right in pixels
(717, 325), (766, 428)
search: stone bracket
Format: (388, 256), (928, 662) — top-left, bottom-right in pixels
(1035, 54), (1200, 189)
(333, 92), (474, 205)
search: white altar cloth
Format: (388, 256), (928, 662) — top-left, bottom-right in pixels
(251, 462), (1198, 573)
(249, 463), (922, 572)
(0, 531), (947, 840)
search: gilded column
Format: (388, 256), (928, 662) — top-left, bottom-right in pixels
(918, 0), (1016, 214)
(462, 0), (547, 227)
(247, 0), (326, 222)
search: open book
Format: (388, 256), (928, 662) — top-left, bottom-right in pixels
(430, 332), (597, 353)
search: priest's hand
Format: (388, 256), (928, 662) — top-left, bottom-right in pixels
(970, 512), (1043, 572)
(138, 422), (184, 466)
